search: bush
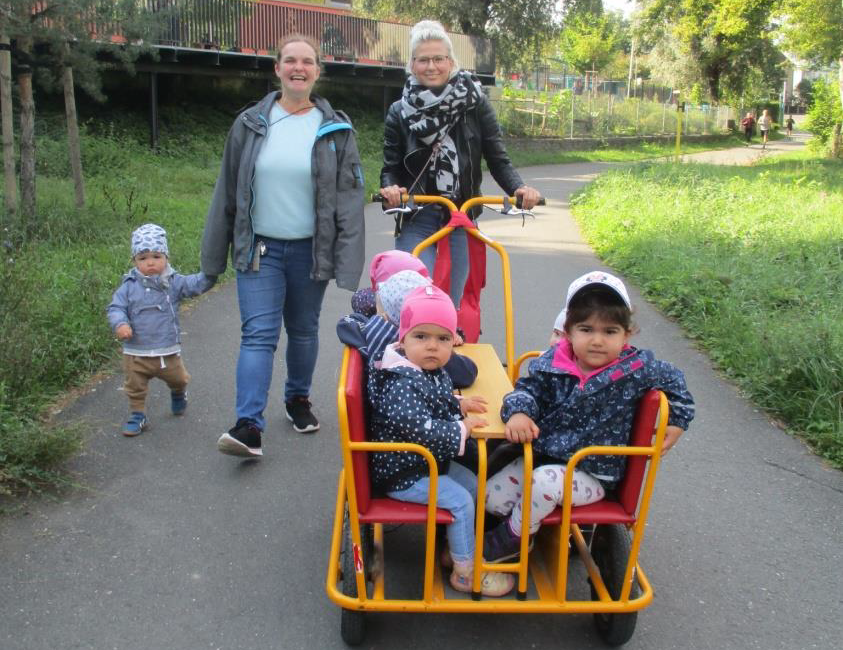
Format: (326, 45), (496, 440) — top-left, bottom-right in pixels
(804, 78), (843, 154)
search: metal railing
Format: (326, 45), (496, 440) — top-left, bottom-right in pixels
(101, 0), (494, 73)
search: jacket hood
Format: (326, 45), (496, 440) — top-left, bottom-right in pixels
(376, 342), (421, 372)
(127, 264), (175, 285)
(549, 339), (638, 387)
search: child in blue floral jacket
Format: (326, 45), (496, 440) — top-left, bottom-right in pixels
(483, 271), (695, 562)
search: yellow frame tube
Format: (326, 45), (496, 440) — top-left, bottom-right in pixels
(407, 195), (518, 376)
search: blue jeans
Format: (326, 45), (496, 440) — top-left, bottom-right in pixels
(388, 462), (478, 563)
(235, 237), (328, 430)
(395, 205), (469, 307)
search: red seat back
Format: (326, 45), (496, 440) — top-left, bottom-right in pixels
(616, 389), (662, 516)
(344, 348), (372, 514)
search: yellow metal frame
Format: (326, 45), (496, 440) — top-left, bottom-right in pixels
(406, 195), (518, 381)
(326, 195), (669, 618)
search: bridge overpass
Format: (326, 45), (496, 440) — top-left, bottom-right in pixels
(96, 1), (495, 145)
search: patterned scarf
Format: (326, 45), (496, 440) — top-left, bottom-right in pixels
(400, 70), (484, 197)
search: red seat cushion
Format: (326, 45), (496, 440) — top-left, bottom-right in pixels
(541, 501), (635, 526)
(358, 498), (455, 525)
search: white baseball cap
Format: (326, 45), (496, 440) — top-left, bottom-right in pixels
(565, 271), (631, 309)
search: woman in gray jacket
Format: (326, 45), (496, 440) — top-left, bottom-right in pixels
(202, 34), (365, 457)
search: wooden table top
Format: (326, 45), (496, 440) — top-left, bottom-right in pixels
(454, 343), (513, 439)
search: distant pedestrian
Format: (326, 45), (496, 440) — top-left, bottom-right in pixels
(107, 224), (216, 436)
(741, 112), (755, 144)
(202, 34), (365, 457)
(758, 109), (772, 149)
(785, 115), (795, 137)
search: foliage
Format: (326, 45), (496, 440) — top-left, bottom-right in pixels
(2, 0), (168, 101)
(353, 0), (560, 75)
(641, 0), (778, 102)
(778, 0), (843, 67)
(572, 154), (843, 467)
(777, 0), (843, 137)
(804, 77), (843, 152)
(555, 11), (620, 75)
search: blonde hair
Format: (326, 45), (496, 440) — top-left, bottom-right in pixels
(406, 20), (460, 74)
(276, 34), (322, 66)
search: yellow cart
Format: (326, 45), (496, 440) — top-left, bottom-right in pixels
(326, 195), (668, 646)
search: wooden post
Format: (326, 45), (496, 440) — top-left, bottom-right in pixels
(0, 34), (15, 215)
(18, 38), (35, 224)
(62, 65), (85, 208)
(149, 72), (159, 150)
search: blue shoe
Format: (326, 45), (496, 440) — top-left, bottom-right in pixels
(483, 521), (534, 563)
(123, 412), (148, 437)
(171, 391), (187, 416)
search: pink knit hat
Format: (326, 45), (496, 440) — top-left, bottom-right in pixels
(369, 250), (430, 290)
(398, 285), (457, 341)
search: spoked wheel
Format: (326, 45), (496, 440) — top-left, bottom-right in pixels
(589, 524), (639, 647)
(340, 511), (367, 646)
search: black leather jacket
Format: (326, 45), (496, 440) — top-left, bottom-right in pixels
(380, 94), (524, 215)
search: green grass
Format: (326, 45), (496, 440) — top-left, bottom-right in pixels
(570, 152), (843, 468)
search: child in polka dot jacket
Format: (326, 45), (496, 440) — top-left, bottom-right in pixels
(483, 271), (695, 563)
(367, 284), (514, 597)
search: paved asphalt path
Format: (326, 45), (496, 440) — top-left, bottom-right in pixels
(2, 134), (841, 650)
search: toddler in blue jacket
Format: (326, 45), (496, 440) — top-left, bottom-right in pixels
(106, 224), (215, 436)
(483, 271), (695, 562)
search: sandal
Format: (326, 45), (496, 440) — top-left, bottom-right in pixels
(450, 568), (514, 597)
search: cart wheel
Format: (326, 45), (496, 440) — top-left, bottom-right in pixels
(340, 513), (366, 646)
(589, 524), (639, 647)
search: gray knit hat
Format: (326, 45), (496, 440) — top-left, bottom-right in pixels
(131, 223), (169, 258)
(378, 269), (431, 325)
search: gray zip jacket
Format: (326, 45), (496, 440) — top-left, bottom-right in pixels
(200, 92), (365, 290)
(107, 267), (215, 356)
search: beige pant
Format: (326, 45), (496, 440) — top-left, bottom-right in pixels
(123, 354), (190, 412)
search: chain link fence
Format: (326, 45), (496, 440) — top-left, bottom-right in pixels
(490, 90), (737, 139)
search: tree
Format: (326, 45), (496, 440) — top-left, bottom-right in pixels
(354, 0), (559, 75)
(0, 1), (165, 225)
(640, 0), (776, 102)
(556, 11), (620, 75)
(777, 0), (843, 155)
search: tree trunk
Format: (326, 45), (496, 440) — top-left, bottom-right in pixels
(836, 54), (843, 158)
(18, 40), (35, 227)
(0, 34), (15, 216)
(62, 65), (85, 208)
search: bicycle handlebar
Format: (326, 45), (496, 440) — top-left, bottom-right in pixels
(371, 194), (546, 208)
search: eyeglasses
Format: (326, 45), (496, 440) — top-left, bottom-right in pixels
(414, 55), (450, 67)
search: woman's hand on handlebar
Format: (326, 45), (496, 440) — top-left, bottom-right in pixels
(379, 185), (406, 209)
(514, 185), (541, 210)
(504, 413), (539, 444)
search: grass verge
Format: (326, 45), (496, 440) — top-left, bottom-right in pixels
(570, 151), (843, 468)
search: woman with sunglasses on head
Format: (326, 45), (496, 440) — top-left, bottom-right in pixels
(378, 20), (540, 308)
